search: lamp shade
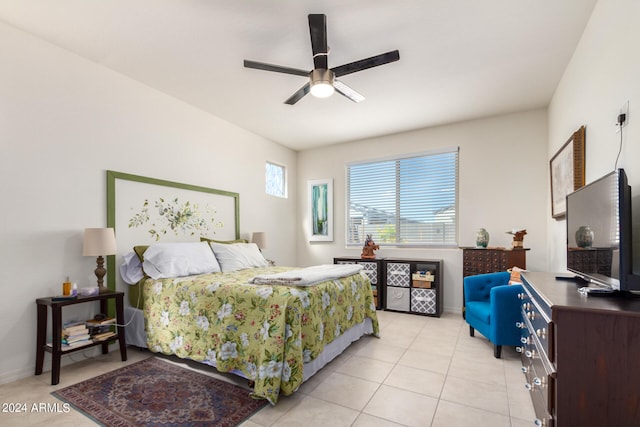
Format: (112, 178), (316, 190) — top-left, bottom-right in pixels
(83, 228), (117, 256)
(251, 232), (267, 250)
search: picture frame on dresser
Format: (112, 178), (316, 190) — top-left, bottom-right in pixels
(550, 125), (585, 218)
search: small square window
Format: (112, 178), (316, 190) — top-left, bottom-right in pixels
(266, 161), (286, 198)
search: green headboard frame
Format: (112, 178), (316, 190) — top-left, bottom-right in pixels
(106, 170), (241, 292)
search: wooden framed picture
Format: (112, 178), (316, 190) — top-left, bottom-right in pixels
(308, 179), (333, 242)
(550, 126), (585, 218)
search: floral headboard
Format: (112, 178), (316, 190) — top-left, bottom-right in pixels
(106, 170), (240, 292)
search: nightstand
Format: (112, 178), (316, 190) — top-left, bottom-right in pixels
(35, 290), (127, 385)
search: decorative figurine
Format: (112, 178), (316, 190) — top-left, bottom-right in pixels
(506, 229), (527, 248)
(361, 234), (379, 259)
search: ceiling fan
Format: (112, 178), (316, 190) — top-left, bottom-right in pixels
(244, 14), (400, 105)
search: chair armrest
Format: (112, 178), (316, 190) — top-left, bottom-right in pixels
(490, 283), (524, 333)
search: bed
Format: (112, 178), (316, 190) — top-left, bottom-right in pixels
(121, 241), (379, 404)
(107, 172), (379, 404)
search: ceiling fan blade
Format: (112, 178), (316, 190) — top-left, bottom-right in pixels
(308, 14), (328, 69)
(244, 60), (309, 77)
(334, 80), (365, 103)
(332, 50), (400, 77)
(284, 82), (311, 105)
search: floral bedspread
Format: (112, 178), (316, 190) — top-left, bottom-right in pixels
(143, 266), (379, 404)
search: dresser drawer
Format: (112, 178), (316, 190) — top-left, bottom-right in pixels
(520, 281), (553, 363)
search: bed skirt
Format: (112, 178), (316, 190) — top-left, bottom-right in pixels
(124, 306), (375, 381)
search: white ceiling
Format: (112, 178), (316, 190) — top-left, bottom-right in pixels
(0, 0), (597, 151)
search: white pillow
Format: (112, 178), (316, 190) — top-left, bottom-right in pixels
(120, 251), (144, 284)
(142, 242), (221, 279)
(209, 242), (268, 272)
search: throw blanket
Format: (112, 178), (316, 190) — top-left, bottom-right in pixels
(249, 264), (363, 286)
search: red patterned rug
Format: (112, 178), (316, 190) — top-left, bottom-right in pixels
(52, 357), (268, 427)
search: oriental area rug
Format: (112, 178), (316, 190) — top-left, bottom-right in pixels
(52, 357), (268, 427)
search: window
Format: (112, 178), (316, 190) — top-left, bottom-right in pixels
(347, 148), (458, 247)
(265, 161), (286, 197)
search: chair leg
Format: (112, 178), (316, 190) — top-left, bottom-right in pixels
(494, 345), (502, 358)
(469, 326), (474, 337)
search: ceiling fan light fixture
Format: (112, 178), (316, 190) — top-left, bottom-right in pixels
(309, 69), (335, 98)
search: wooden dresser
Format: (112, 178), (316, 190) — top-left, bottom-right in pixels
(461, 247), (529, 277)
(519, 272), (640, 426)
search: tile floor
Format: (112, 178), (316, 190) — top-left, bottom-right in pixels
(0, 310), (535, 426)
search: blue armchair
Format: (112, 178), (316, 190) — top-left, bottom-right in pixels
(464, 271), (523, 358)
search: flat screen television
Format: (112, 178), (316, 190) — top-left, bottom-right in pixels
(566, 168), (637, 291)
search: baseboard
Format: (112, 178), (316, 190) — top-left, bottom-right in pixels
(0, 345), (105, 385)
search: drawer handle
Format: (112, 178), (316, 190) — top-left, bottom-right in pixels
(536, 328), (547, 339)
(521, 366), (529, 373)
(392, 291), (404, 299)
(525, 378), (541, 391)
(516, 321), (525, 329)
(534, 419), (546, 427)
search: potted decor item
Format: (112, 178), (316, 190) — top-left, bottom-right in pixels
(476, 228), (489, 248)
(575, 226), (594, 248)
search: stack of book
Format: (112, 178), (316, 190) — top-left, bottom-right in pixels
(86, 317), (117, 342)
(61, 321), (92, 348)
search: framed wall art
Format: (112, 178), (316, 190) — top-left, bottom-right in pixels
(550, 126), (585, 218)
(308, 178), (333, 242)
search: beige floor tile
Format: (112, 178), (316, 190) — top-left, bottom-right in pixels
(440, 375), (510, 415)
(431, 399), (511, 427)
(352, 338), (406, 364)
(383, 364), (446, 398)
(507, 379), (537, 421)
(352, 412), (406, 427)
(511, 415), (537, 426)
(334, 354), (395, 383)
(447, 353), (507, 387)
(364, 384), (439, 426)
(398, 348), (451, 375)
(409, 335), (456, 357)
(246, 391), (305, 426)
(273, 395), (360, 427)
(309, 371), (380, 410)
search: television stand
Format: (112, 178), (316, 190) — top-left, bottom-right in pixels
(520, 272), (640, 426)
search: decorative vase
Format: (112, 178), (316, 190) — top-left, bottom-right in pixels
(575, 226), (594, 248)
(476, 228), (489, 248)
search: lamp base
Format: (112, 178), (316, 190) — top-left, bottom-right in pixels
(98, 285), (110, 294)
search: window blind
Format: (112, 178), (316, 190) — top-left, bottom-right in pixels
(346, 148), (458, 247)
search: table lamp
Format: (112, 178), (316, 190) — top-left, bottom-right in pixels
(83, 227), (117, 293)
(251, 232), (267, 250)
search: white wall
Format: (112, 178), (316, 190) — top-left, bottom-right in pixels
(0, 23), (297, 383)
(548, 0), (640, 273)
(297, 109), (549, 314)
